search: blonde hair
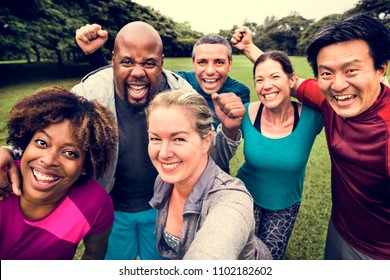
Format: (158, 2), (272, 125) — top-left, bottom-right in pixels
(145, 89), (213, 139)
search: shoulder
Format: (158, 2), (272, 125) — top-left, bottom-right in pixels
(81, 65), (113, 83)
(71, 66), (115, 103)
(246, 101), (260, 123)
(301, 103), (323, 119)
(174, 70), (194, 80)
(212, 168), (252, 197)
(0, 194), (18, 210)
(70, 180), (112, 205)
(163, 69), (194, 91)
(225, 76), (249, 91)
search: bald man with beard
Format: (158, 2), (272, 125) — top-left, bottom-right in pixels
(0, 21), (245, 260)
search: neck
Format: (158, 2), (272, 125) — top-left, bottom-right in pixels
(20, 195), (58, 220)
(263, 100), (294, 126)
(172, 155), (208, 200)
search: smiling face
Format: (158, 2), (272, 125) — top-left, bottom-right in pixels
(317, 40), (386, 118)
(112, 24), (163, 108)
(147, 105), (211, 189)
(254, 58), (295, 109)
(192, 44), (232, 94)
(20, 120), (86, 205)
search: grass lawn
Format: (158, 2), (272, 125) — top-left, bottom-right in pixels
(2, 57), (386, 259)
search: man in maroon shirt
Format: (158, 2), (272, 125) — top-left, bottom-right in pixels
(232, 14), (390, 259)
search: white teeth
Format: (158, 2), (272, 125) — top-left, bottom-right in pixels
(129, 85), (146, 89)
(162, 162), (180, 169)
(263, 93), (278, 100)
(335, 94), (355, 101)
(33, 169), (58, 183)
(204, 79), (217, 83)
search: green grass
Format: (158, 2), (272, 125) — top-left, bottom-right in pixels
(2, 57), (387, 260)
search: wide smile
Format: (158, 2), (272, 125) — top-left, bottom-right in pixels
(161, 161), (181, 171)
(201, 78), (220, 88)
(333, 94), (357, 105)
(262, 92), (279, 100)
(33, 168), (60, 185)
(126, 84), (148, 100)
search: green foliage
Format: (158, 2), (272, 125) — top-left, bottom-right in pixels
(345, 0), (390, 29)
(253, 13), (314, 55)
(296, 14), (342, 55)
(0, 0), (204, 63)
(0, 57), (330, 260)
(2, 57), (390, 260)
(2, 0), (389, 64)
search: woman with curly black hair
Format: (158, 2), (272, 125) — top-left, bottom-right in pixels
(0, 86), (118, 260)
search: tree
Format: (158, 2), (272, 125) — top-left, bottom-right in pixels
(0, 0), (204, 63)
(296, 14), (342, 55)
(252, 14), (313, 55)
(345, 0), (390, 29)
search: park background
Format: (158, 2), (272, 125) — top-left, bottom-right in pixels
(0, 0), (389, 260)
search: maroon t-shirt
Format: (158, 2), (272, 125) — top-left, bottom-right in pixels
(297, 79), (390, 259)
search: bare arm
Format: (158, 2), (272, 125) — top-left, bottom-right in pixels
(231, 26), (263, 63)
(81, 226), (112, 260)
(231, 26), (306, 97)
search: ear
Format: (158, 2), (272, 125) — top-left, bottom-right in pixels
(289, 72), (297, 89)
(111, 51), (115, 67)
(203, 132), (212, 154)
(379, 62), (389, 86)
(228, 57), (233, 72)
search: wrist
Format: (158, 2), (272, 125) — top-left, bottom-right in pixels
(244, 43), (263, 63)
(222, 126), (240, 141)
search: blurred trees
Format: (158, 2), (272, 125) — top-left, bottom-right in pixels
(0, 0), (202, 63)
(0, 0), (388, 63)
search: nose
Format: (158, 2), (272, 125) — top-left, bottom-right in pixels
(130, 65), (146, 78)
(331, 73), (349, 92)
(40, 152), (60, 167)
(159, 141), (173, 159)
(263, 78), (272, 90)
(205, 62), (215, 75)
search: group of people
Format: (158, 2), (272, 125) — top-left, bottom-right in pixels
(0, 13), (389, 260)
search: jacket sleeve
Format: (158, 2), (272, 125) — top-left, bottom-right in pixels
(87, 49), (109, 70)
(183, 184), (253, 260)
(211, 124), (241, 170)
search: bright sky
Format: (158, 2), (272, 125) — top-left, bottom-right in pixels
(133, 0), (360, 33)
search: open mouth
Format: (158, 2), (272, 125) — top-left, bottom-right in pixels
(262, 92), (278, 100)
(33, 168), (59, 185)
(127, 84), (148, 100)
(334, 94), (356, 104)
(201, 78), (220, 89)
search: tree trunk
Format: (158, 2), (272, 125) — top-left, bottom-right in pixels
(56, 49), (63, 65)
(24, 51), (31, 63)
(31, 45), (41, 62)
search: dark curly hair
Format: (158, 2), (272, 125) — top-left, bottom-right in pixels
(7, 86), (118, 184)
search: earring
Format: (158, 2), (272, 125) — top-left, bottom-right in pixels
(81, 171), (86, 176)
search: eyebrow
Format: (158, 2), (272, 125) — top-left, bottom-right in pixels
(318, 59), (362, 71)
(255, 71), (282, 78)
(37, 129), (51, 140)
(122, 56), (159, 62)
(36, 129), (81, 150)
(148, 130), (189, 136)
